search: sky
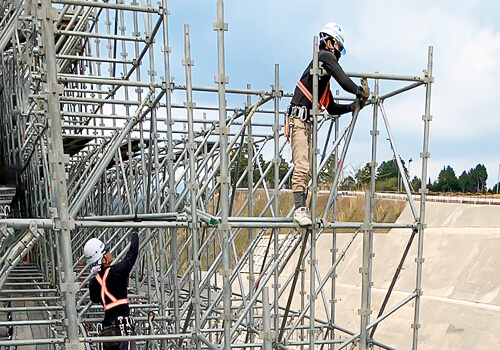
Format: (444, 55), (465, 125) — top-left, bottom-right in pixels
(159, 0), (500, 188)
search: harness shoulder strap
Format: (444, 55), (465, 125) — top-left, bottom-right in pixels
(95, 268), (129, 311)
(296, 80), (330, 110)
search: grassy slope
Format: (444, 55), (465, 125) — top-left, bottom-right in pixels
(232, 189), (406, 224)
(227, 189), (407, 258)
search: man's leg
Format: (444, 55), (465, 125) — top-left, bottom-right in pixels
(100, 323), (119, 350)
(291, 118), (312, 226)
(291, 118), (309, 194)
(118, 317), (137, 350)
(119, 341), (136, 350)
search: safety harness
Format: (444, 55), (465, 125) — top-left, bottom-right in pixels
(285, 79), (331, 137)
(95, 268), (129, 311)
(296, 80), (331, 110)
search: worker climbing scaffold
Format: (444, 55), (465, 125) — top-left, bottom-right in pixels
(84, 224), (139, 350)
(287, 22), (369, 226)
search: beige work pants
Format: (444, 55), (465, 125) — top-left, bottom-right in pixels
(290, 118), (312, 193)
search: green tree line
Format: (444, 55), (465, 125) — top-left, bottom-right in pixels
(429, 164), (492, 193)
(228, 149), (499, 194)
(327, 158), (497, 194)
(320, 157), (422, 193)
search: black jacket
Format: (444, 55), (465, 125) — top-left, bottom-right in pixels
(89, 231), (139, 325)
(291, 48), (363, 115)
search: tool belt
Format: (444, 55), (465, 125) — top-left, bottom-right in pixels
(286, 104), (310, 122)
(99, 316), (135, 350)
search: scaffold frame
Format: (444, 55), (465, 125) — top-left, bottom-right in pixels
(0, 0), (433, 349)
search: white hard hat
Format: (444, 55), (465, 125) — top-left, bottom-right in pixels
(84, 238), (106, 264)
(320, 22), (346, 55)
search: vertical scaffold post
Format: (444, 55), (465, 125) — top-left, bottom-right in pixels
(214, 0), (231, 349)
(262, 287), (272, 350)
(39, 0), (80, 349)
(369, 79), (380, 217)
(412, 46), (433, 350)
(184, 24), (202, 350)
(160, 0), (181, 336)
(360, 77), (379, 349)
(330, 110), (340, 347)
(309, 35), (320, 350)
(359, 188), (374, 349)
(273, 63), (281, 338)
(246, 83), (255, 344)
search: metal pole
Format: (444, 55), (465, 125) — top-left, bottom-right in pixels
(214, 1), (231, 348)
(273, 63), (281, 340)
(40, 0), (80, 348)
(309, 35), (320, 350)
(360, 78), (379, 350)
(368, 81), (379, 192)
(184, 24), (202, 350)
(330, 113), (340, 348)
(379, 105), (419, 220)
(359, 190), (373, 349)
(246, 84), (255, 345)
(262, 287), (272, 350)
(321, 108), (362, 222)
(412, 46), (433, 350)
(160, 0), (181, 335)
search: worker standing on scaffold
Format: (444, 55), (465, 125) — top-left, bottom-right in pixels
(288, 22), (370, 226)
(84, 226), (139, 350)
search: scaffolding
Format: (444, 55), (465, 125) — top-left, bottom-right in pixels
(0, 0), (433, 349)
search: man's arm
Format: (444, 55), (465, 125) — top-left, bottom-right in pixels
(320, 51), (362, 97)
(89, 278), (101, 304)
(112, 229), (139, 274)
(326, 103), (353, 116)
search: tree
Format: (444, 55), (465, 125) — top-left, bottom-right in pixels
(377, 159), (399, 181)
(458, 171), (473, 193)
(410, 176), (421, 192)
(355, 163), (371, 189)
(377, 177), (398, 192)
(227, 147), (265, 188)
(469, 164), (487, 193)
(436, 166), (459, 192)
(376, 158), (407, 192)
(264, 155), (291, 189)
(490, 182), (500, 194)
(319, 154), (337, 187)
(427, 177), (433, 192)
(340, 175), (355, 191)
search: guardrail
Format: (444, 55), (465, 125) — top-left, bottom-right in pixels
(342, 191), (500, 205)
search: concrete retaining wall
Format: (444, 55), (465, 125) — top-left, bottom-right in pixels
(276, 202), (500, 349)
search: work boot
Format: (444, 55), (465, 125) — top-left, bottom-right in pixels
(293, 207), (312, 227)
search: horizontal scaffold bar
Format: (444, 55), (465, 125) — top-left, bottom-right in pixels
(52, 0), (161, 13)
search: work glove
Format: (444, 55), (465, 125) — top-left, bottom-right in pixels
(361, 78), (370, 103)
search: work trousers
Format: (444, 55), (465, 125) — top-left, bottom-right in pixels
(290, 118), (312, 193)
